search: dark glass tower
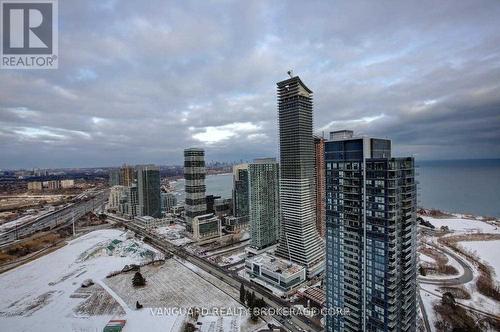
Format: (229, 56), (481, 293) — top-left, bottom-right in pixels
(136, 165), (161, 218)
(233, 164), (249, 222)
(184, 148), (207, 229)
(324, 130), (417, 332)
(274, 75), (324, 276)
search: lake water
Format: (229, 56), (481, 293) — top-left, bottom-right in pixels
(417, 159), (500, 217)
(171, 174), (233, 202)
(172, 159), (500, 217)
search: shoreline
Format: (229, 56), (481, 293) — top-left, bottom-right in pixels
(418, 208), (499, 224)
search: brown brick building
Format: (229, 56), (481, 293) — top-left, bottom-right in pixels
(314, 135), (326, 238)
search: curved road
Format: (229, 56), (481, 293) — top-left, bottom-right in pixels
(417, 240), (477, 331)
(418, 242), (474, 285)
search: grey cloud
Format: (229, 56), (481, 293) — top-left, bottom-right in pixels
(1, 0), (500, 168)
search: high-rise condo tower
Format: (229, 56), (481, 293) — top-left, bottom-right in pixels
(274, 75), (325, 277)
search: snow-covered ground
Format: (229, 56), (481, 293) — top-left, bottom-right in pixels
(419, 213), (500, 328)
(421, 282), (500, 318)
(154, 224), (193, 247)
(105, 258), (244, 309)
(419, 252), (464, 280)
(460, 240), (500, 283)
(418, 252), (436, 264)
(419, 288), (440, 332)
(218, 251), (247, 266)
(421, 216), (499, 234)
(0, 229), (175, 332)
(0, 229), (269, 332)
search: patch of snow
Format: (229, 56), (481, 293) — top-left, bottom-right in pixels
(0, 229), (170, 332)
(418, 252), (436, 264)
(422, 216), (499, 234)
(419, 288), (439, 332)
(460, 240), (500, 283)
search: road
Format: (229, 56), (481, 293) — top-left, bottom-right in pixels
(418, 242), (474, 286)
(417, 289), (432, 332)
(0, 189), (108, 245)
(113, 216), (321, 332)
(417, 234), (480, 332)
(420, 287), (500, 322)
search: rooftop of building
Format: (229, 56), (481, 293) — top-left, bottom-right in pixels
(135, 216), (155, 222)
(247, 252), (304, 278)
(136, 164), (159, 171)
(326, 130), (392, 143)
(184, 147), (204, 152)
(251, 157), (277, 164)
(299, 287), (326, 306)
(276, 75), (313, 94)
(194, 213), (219, 222)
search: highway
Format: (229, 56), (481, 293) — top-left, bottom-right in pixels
(0, 189), (109, 245)
(112, 216), (322, 332)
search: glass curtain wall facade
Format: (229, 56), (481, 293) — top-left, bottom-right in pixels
(137, 165), (161, 218)
(184, 148), (207, 229)
(274, 75), (325, 276)
(325, 135), (417, 332)
(233, 164), (249, 222)
(248, 158), (280, 250)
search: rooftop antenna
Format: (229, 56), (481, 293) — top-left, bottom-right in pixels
(287, 70), (294, 78)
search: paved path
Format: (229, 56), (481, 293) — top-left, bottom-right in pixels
(417, 289), (432, 332)
(418, 241), (475, 331)
(418, 242), (474, 286)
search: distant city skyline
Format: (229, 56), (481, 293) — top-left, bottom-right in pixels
(1, 1), (500, 168)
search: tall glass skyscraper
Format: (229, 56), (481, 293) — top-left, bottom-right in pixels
(274, 75), (324, 276)
(136, 165), (161, 218)
(184, 148), (207, 229)
(233, 163), (249, 222)
(248, 158), (280, 250)
(324, 130), (417, 332)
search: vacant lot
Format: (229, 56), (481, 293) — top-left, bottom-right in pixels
(105, 258), (244, 309)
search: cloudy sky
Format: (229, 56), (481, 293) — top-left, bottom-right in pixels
(1, 0), (500, 168)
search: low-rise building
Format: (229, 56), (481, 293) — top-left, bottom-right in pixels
(223, 216), (248, 232)
(245, 253), (306, 291)
(214, 198), (232, 218)
(60, 179), (75, 188)
(161, 192), (177, 214)
(192, 213), (221, 242)
(298, 287), (326, 308)
(46, 180), (61, 190)
(108, 185), (127, 211)
(27, 181), (43, 191)
(134, 215), (173, 229)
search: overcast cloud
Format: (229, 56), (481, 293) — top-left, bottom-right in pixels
(1, 0), (500, 168)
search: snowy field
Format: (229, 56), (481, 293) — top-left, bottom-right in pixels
(0, 229), (268, 332)
(154, 224), (193, 247)
(0, 229), (177, 332)
(419, 214), (500, 326)
(421, 216), (499, 234)
(459, 240), (500, 283)
(418, 252), (436, 264)
(105, 258), (244, 309)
